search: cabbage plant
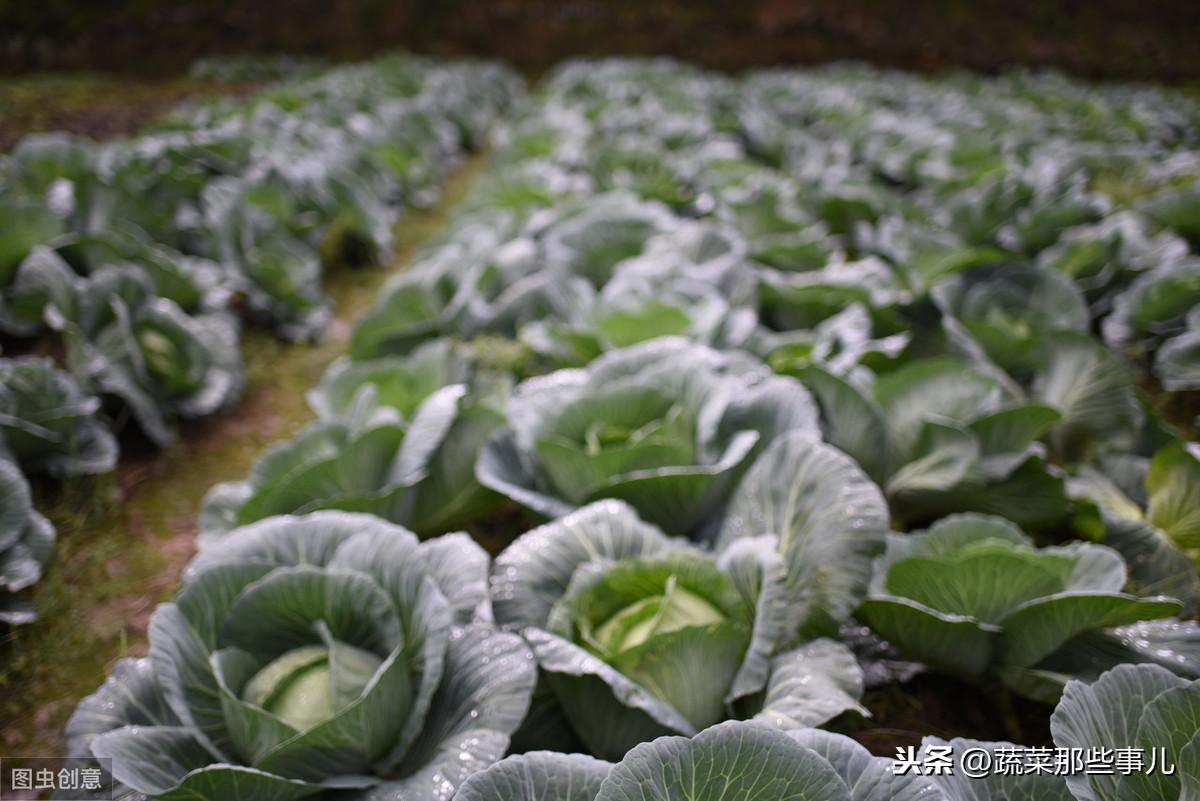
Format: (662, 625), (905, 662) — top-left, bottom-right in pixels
(520, 291), (755, 370)
(0, 207), (68, 336)
(54, 265), (244, 445)
(351, 268), (462, 359)
(1051, 664), (1200, 801)
(0, 244), (241, 445)
(1102, 259), (1200, 361)
(857, 513), (1191, 698)
(306, 339), (471, 421)
(1070, 442), (1200, 609)
(930, 265), (1149, 464)
(0, 356), (117, 478)
(711, 178), (838, 273)
(1155, 306), (1200, 392)
(492, 500), (866, 760)
(795, 358), (1068, 529)
(931, 263), (1090, 378)
(202, 340), (503, 539)
(204, 176), (331, 341)
(860, 217), (1009, 298)
(0, 458), (54, 626)
(1141, 183), (1200, 248)
(348, 216), (591, 358)
(1028, 333), (1145, 464)
(540, 195), (675, 287)
(477, 337), (819, 537)
(0, 197), (64, 296)
(1036, 211), (1188, 316)
(456, 720), (940, 801)
(1144, 443), (1200, 565)
(601, 221), (754, 306)
(944, 174), (1105, 255)
(67, 512), (537, 801)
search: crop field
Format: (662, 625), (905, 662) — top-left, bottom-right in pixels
(1, 52), (1199, 801)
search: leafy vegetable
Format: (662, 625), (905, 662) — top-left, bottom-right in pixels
(201, 340), (502, 539)
(67, 512), (536, 801)
(0, 356), (117, 478)
(1155, 307), (1200, 391)
(53, 265), (244, 445)
(1051, 664), (1200, 801)
(797, 359), (1069, 529)
(477, 338), (819, 538)
(492, 501), (865, 760)
(0, 458), (55, 626)
(857, 513), (1191, 698)
(717, 431), (890, 638)
(1069, 443), (1200, 611)
(932, 263), (1090, 378)
(457, 720), (935, 801)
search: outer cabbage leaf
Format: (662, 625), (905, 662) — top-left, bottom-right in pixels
(0, 458), (55, 625)
(718, 431), (889, 639)
(455, 752), (612, 801)
(1051, 664), (1200, 801)
(593, 721), (853, 801)
(456, 722), (941, 801)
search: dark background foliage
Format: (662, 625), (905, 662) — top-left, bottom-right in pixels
(3, 0), (1199, 79)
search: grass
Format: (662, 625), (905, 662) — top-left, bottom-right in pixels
(0, 153), (487, 758)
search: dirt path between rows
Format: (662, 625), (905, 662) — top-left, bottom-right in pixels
(0, 154), (486, 758)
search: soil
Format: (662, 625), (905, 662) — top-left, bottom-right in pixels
(849, 675), (1054, 755)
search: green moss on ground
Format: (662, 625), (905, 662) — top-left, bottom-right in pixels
(0, 154), (487, 758)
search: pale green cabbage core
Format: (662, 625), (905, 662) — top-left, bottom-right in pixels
(242, 642), (383, 731)
(592, 577), (727, 654)
(575, 573), (749, 729)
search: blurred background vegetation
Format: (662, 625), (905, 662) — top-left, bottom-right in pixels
(2, 0), (1198, 80)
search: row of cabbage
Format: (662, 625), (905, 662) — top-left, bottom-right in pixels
(0, 56), (523, 624)
(1, 54), (521, 441)
(63, 510), (1200, 801)
(61, 58), (1200, 799)
(735, 64), (1200, 392)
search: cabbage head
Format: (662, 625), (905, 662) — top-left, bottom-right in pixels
(931, 263), (1090, 378)
(57, 265), (244, 446)
(492, 500), (865, 761)
(795, 358), (1070, 529)
(0, 356), (117, 478)
(857, 513), (1191, 698)
(477, 337), (819, 538)
(67, 512), (536, 801)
